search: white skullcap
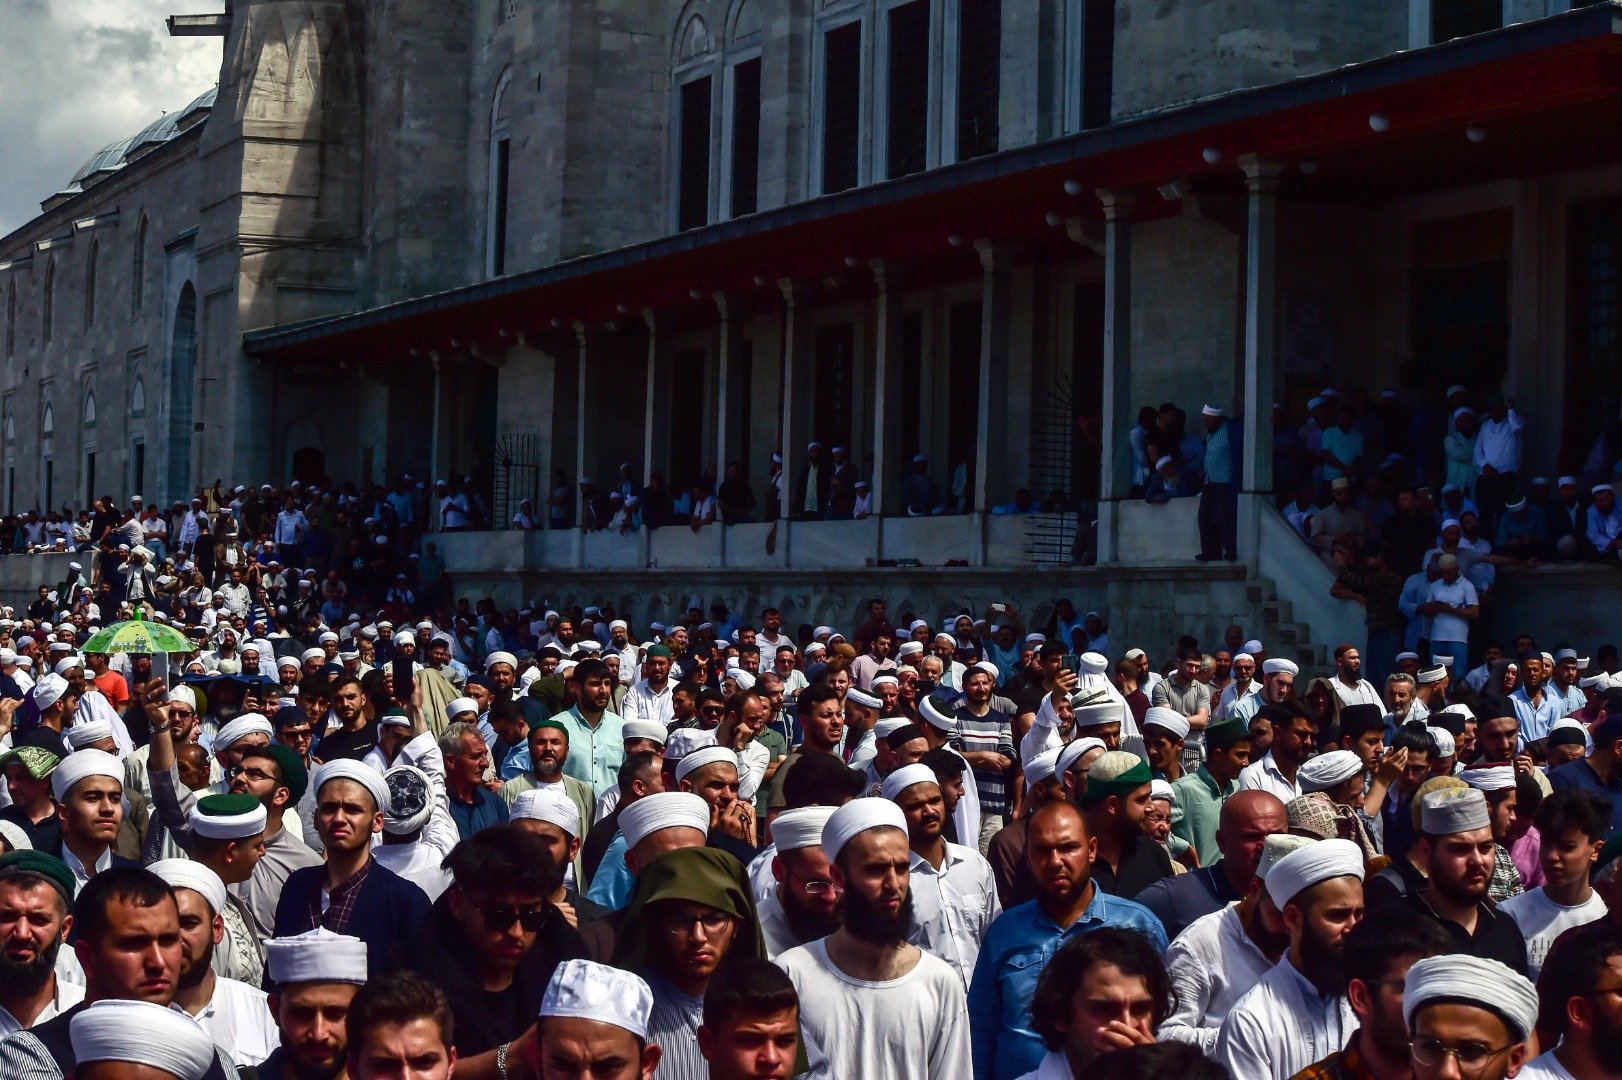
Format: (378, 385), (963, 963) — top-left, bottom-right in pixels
(1233, 652), (1254, 664)
(1457, 765), (1516, 792)
(846, 687), (882, 710)
(511, 787), (581, 837)
(1416, 664), (1449, 685)
(539, 959), (654, 1040)
(873, 717), (912, 739)
(1403, 954), (1539, 1042)
(771, 806), (837, 852)
(1149, 778), (1175, 803)
(1202, 404), (1226, 417)
(31, 673), (69, 712)
(1255, 834), (1316, 882)
(50, 748), (121, 801)
(969, 661), (1001, 682)
(214, 715), (274, 752)
(265, 927), (370, 986)
(1419, 786), (1491, 834)
(486, 651), (518, 670)
(0, 820), (31, 852)
(726, 668), (757, 691)
(1072, 695), (1123, 730)
(871, 673), (902, 689)
(1243, 639), (1265, 654)
(1434, 703), (1476, 723)
(149, 858), (227, 915)
(1023, 747), (1064, 788)
(1142, 707), (1190, 740)
(1057, 737), (1107, 777)
(70, 1000), (215, 1080)
(663, 727), (717, 760)
(622, 720), (668, 745)
(822, 797), (909, 862)
(1262, 658), (1299, 676)
(65, 720), (114, 749)
(1426, 726), (1456, 757)
(619, 792), (710, 850)
(1079, 651), (1110, 675)
(313, 759), (391, 815)
(609, 619), (628, 631)
(446, 697), (480, 721)
(276, 656), (301, 671)
(187, 798), (267, 840)
(919, 694), (957, 731)
(894, 643), (925, 661)
(168, 686), (198, 711)
(300, 648), (325, 663)
(53, 655), (83, 676)
(882, 763), (940, 801)
(675, 745), (739, 784)
(1264, 838), (1365, 908)
(1297, 750), (1365, 793)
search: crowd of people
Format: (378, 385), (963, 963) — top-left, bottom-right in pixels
(0, 537), (1616, 1080)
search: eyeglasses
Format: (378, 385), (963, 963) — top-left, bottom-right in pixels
(660, 910), (734, 935)
(229, 766), (275, 783)
(476, 905), (549, 932)
(700, 706), (725, 716)
(800, 880), (842, 898)
(1409, 1035), (1513, 1072)
(280, 728), (314, 741)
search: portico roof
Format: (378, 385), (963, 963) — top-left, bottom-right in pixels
(246, 3), (1622, 362)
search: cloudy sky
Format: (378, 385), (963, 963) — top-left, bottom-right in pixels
(0, 0), (220, 236)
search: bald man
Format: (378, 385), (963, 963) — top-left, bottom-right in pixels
(1134, 791), (1287, 939)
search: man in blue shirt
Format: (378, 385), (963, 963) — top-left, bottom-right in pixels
(442, 721), (509, 840)
(1550, 712), (1622, 833)
(968, 799), (1166, 1080)
(1197, 405), (1239, 562)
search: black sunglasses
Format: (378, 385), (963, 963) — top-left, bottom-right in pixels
(477, 904), (548, 932)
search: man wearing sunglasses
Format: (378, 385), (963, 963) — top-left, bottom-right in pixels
(1401, 954), (1537, 1080)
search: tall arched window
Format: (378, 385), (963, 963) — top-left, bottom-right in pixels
(41, 261), (54, 345)
(131, 217), (147, 317)
(41, 403), (54, 438)
(722, 0), (764, 218)
(4, 412), (13, 445)
(84, 241), (98, 328)
(671, 10), (717, 232)
(486, 68), (514, 278)
(83, 391), (97, 429)
(131, 375), (146, 418)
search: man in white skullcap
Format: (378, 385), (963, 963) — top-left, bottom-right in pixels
(777, 798), (972, 1080)
(510, 786), (609, 933)
(68, 999), (216, 1080)
(148, 858), (278, 1066)
(374, 764), (456, 903)
(584, 791), (711, 911)
(46, 749), (137, 889)
(1161, 833), (1310, 1052)
(1215, 838), (1366, 1079)
(537, 959), (661, 1079)
(755, 805), (839, 959)
(883, 762), (1000, 989)
(55, 657), (134, 759)
(1140, 707), (1191, 784)
(1402, 954), (1537, 1080)
(261, 928), (369, 1080)
(675, 745), (757, 859)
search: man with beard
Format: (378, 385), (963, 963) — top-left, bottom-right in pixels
(767, 686), (846, 813)
(1079, 751), (1172, 898)
(1402, 954), (1538, 1080)
(1238, 696), (1314, 803)
(1214, 838), (1366, 1080)
(777, 798), (972, 1080)
(258, 928), (368, 1080)
(1230, 658), (1297, 729)
(148, 859), (278, 1066)
(1388, 787), (1529, 974)
(1523, 924), (1622, 1079)
(1328, 645), (1381, 708)
(1137, 789), (1287, 939)
(968, 800), (1167, 1080)
(312, 676), (376, 764)
(1290, 909), (1452, 1080)
(756, 806), (839, 958)
(1024, 928), (1171, 1078)
(498, 718), (595, 879)
(0, 852), (81, 1034)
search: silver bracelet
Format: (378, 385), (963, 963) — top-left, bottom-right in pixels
(496, 1041), (511, 1080)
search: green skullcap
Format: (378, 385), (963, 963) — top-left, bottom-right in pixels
(646, 644), (673, 659)
(1204, 715), (1251, 751)
(262, 744), (308, 804)
(1078, 751), (1153, 807)
(0, 850), (74, 904)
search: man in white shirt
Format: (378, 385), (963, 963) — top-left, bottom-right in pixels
(273, 497), (307, 565)
(1523, 923), (1622, 1080)
(621, 644), (675, 727)
(1328, 644), (1380, 708)
(756, 609), (792, 673)
(1214, 652), (1259, 721)
(1420, 554), (1479, 675)
(0, 853), (83, 1036)
(1498, 788), (1609, 980)
(1473, 395), (1525, 524)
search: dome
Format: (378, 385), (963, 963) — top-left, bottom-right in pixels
(65, 86), (218, 190)
(71, 137), (135, 186)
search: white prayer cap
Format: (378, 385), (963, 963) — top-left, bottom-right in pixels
(1395, 651), (1419, 663)
(446, 697), (480, 722)
(168, 686), (199, 711)
(187, 795), (267, 840)
(1419, 786), (1491, 834)
(1202, 404), (1225, 417)
(1434, 703), (1476, 723)
(772, 806), (836, 852)
(32, 674), (68, 713)
(383, 765), (435, 835)
(1255, 834), (1315, 883)
(618, 792), (710, 850)
(622, 720), (668, 745)
(300, 648), (325, 664)
(1149, 778), (1175, 803)
(65, 720), (114, 749)
(1596, 483), (1615, 496)
(1261, 658), (1299, 676)
(919, 694), (957, 731)
(822, 797), (908, 863)
(1072, 695), (1123, 730)
(214, 715), (274, 752)
(1415, 664), (1449, 684)
(511, 787), (581, 838)
(969, 661), (1001, 682)
(846, 687), (882, 710)
(1264, 838), (1365, 908)
(663, 727), (717, 760)
(149, 858), (227, 916)
(539, 959), (654, 1041)
(1446, 383), (1467, 397)
(1057, 737), (1107, 777)
(51, 748), (121, 801)
(675, 745), (739, 784)
(1243, 639), (1265, 654)
(1297, 750), (1365, 794)
(1234, 652), (1254, 664)
(1154, 455), (1175, 469)
(1457, 765), (1516, 792)
(1581, 672), (1609, 689)
(894, 641), (924, 661)
(313, 759), (391, 815)
(0, 820), (31, 852)
(486, 650), (518, 670)
(318, 631), (340, 644)
(52, 655), (82, 677)
(812, 625), (833, 639)
(871, 673), (902, 689)
(1141, 708), (1190, 740)
(265, 927), (370, 986)
(575, 640), (602, 654)
(70, 999), (215, 1080)
(1403, 954), (1538, 1041)
(609, 619), (628, 631)
(276, 656), (301, 671)
(1080, 651), (1110, 675)
(873, 717), (912, 739)
(726, 668), (757, 691)
(882, 763), (940, 801)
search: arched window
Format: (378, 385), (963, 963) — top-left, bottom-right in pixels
(131, 375), (146, 418)
(723, 0), (764, 218)
(84, 241), (98, 328)
(83, 391), (96, 428)
(4, 281), (13, 357)
(671, 10), (717, 232)
(132, 217), (147, 317)
(486, 68), (514, 278)
(3, 412), (13, 445)
(41, 261), (54, 345)
(41, 403), (54, 438)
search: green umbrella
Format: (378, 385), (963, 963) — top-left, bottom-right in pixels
(82, 614), (195, 655)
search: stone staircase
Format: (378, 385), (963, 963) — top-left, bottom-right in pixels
(1244, 571), (1331, 673)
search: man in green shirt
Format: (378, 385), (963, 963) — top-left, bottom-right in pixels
(1172, 714), (1251, 863)
(548, 658), (625, 799)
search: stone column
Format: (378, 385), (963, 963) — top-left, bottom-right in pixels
(973, 242), (1017, 565)
(1096, 190), (1134, 564)
(1239, 155), (1284, 561)
(713, 293), (745, 475)
(870, 261), (907, 517)
(428, 352), (444, 495)
(572, 322), (590, 568)
(641, 309), (664, 492)
(777, 280), (814, 533)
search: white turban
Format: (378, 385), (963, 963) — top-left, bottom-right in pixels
(663, 727), (717, 760)
(277, 656), (302, 671)
(846, 687), (882, 710)
(266, 927), (370, 986)
(1403, 954), (1539, 1041)
(1456, 766), (1516, 793)
(1255, 834), (1315, 882)
(1297, 750), (1364, 794)
(1072, 697), (1123, 730)
(969, 661), (1001, 682)
(540, 959), (654, 1040)
(70, 1000), (215, 1080)
(486, 651), (518, 671)
(31, 673), (68, 712)
(446, 697), (480, 721)
(382, 765), (435, 835)
(53, 655), (83, 676)
(149, 858), (227, 916)
(675, 746), (739, 784)
(1149, 778), (1175, 803)
(726, 668), (757, 691)
(1262, 658), (1299, 676)
(871, 673), (901, 689)
(1426, 726), (1456, 758)
(873, 718), (912, 740)
(168, 686), (199, 710)
(318, 631), (340, 645)
(0, 821), (31, 852)
(1419, 786), (1491, 834)
(822, 797), (908, 862)
(1023, 747), (1064, 788)
(618, 792), (710, 850)
(213, 715), (274, 753)
(771, 806), (836, 852)
(882, 763), (940, 801)
(1080, 652), (1110, 675)
(188, 798), (267, 840)
(300, 648), (325, 664)
(512, 787), (582, 837)
(1264, 838), (1365, 908)
(51, 748), (121, 801)
(622, 720), (668, 745)
(919, 694), (957, 731)
(1056, 737), (1107, 777)
(65, 720), (114, 750)
(1142, 708), (1190, 740)
(313, 759), (391, 815)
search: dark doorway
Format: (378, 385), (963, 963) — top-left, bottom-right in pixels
(812, 323), (856, 451)
(947, 300), (982, 509)
(669, 348), (707, 489)
(292, 447), (326, 485)
(1565, 198), (1622, 472)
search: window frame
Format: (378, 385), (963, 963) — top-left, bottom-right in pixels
(809, 4), (874, 198)
(717, 44), (764, 221)
(874, 0), (944, 181)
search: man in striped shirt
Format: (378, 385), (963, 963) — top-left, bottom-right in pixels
(949, 664), (1015, 854)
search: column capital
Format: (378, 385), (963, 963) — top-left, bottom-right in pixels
(778, 278), (814, 307)
(869, 259), (909, 293)
(1238, 154), (1286, 191)
(712, 291), (750, 321)
(1096, 188), (1136, 222)
(975, 239), (1022, 274)
(641, 307), (659, 333)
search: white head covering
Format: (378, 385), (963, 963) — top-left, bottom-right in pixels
(1426, 726), (1456, 758)
(663, 727), (717, 761)
(1056, 737), (1107, 777)
(167, 686), (198, 710)
(725, 667), (757, 691)
(213, 715), (275, 753)
(622, 720), (668, 745)
(882, 763), (940, 801)
(485, 651), (518, 671)
(873, 717), (913, 740)
(382, 765), (435, 835)
(771, 806), (836, 852)
(0, 820), (31, 852)
(1419, 786), (1491, 835)
(511, 787), (581, 837)
(65, 720), (115, 750)
(300, 648), (325, 664)
(446, 697), (480, 721)
(1141, 707), (1190, 740)
(1080, 652), (1110, 675)
(313, 759), (391, 815)
(1071, 696), (1123, 730)
(1403, 955), (1539, 1042)
(149, 858), (227, 916)
(1297, 750), (1364, 793)
(822, 797), (908, 862)
(1262, 658), (1299, 676)
(187, 798), (267, 840)
(31, 673), (69, 712)
(265, 927), (370, 985)
(1023, 747), (1064, 788)
(1456, 766), (1516, 793)
(675, 745), (739, 784)
(919, 694), (957, 731)
(1255, 834), (1316, 882)
(618, 792), (710, 850)
(50, 748), (121, 801)
(1264, 838), (1365, 908)
(1149, 778), (1175, 804)
(53, 655), (83, 676)
(846, 687), (882, 710)
(70, 1000), (215, 1080)
(539, 959), (654, 1040)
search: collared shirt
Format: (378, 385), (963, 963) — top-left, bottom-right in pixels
(1473, 408), (1525, 472)
(59, 843), (111, 892)
(1162, 902), (1273, 1053)
(1151, 674), (1210, 720)
(310, 859), (373, 935)
(191, 976), (279, 1067)
(1204, 421), (1235, 485)
(908, 842), (1002, 990)
(968, 887), (1167, 1080)
(0, 978), (83, 1037)
(1291, 1034), (1382, 1080)
(1397, 890), (1529, 975)
(551, 706), (626, 798)
(620, 679), (673, 726)
(1171, 767), (1236, 865)
(233, 825), (321, 944)
(1215, 954), (1356, 1080)
(448, 784), (508, 840)
(1510, 687), (1563, 744)
(1237, 752), (1302, 802)
(1549, 758), (1622, 833)
(951, 705), (1015, 814)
